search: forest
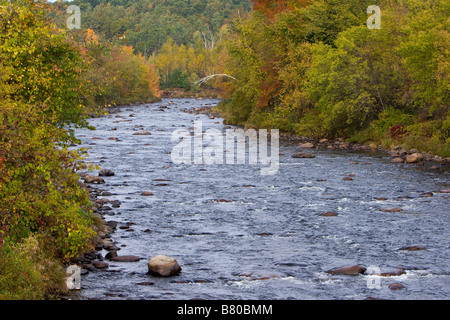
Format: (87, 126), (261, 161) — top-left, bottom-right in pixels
(0, 0), (448, 300)
(71, 0), (252, 90)
(74, 0), (449, 156)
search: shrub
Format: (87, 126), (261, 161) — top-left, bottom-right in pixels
(0, 236), (66, 300)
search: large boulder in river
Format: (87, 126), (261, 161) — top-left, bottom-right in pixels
(326, 265), (366, 276)
(147, 255), (181, 277)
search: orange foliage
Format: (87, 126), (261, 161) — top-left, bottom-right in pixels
(85, 28), (99, 45)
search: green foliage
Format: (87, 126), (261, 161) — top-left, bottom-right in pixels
(0, 0), (90, 134)
(168, 69), (190, 89)
(298, 0), (371, 46)
(399, 0), (449, 118)
(370, 107), (415, 134)
(100, 45), (161, 104)
(0, 0), (95, 268)
(0, 100), (95, 260)
(71, 0), (251, 55)
(306, 21), (411, 136)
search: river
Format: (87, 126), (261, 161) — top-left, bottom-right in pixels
(73, 98), (449, 300)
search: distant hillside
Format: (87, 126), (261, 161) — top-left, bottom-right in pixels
(70, 0), (251, 55)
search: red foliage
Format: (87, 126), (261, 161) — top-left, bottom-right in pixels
(389, 125), (406, 139)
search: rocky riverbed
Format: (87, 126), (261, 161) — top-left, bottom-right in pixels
(70, 98), (449, 300)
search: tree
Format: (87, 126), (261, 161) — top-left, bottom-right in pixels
(0, 0), (96, 261)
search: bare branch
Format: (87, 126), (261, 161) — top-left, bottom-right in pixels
(193, 74), (237, 86)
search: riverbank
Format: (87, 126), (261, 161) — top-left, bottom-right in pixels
(127, 94), (449, 166)
(187, 104), (450, 169)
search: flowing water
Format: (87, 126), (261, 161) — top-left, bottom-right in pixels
(74, 98), (449, 300)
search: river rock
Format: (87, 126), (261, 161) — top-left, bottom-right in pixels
(388, 283), (406, 291)
(110, 255), (141, 262)
(380, 207), (403, 213)
(80, 268), (90, 276)
(83, 263), (96, 272)
(389, 150), (400, 157)
(326, 265), (366, 276)
(136, 282), (155, 286)
(292, 152), (315, 159)
(380, 267), (406, 277)
(391, 157), (404, 164)
(133, 131), (152, 136)
(420, 192), (433, 197)
(147, 255), (182, 277)
(406, 153), (423, 163)
(211, 199), (232, 203)
(141, 191), (154, 196)
(399, 245), (426, 251)
(298, 142), (314, 148)
(102, 239), (119, 251)
(105, 250), (118, 260)
(92, 261), (109, 269)
(83, 175), (105, 184)
(96, 198), (109, 204)
(99, 169), (115, 177)
(110, 200), (121, 208)
(319, 211), (338, 217)
(102, 225), (113, 235)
